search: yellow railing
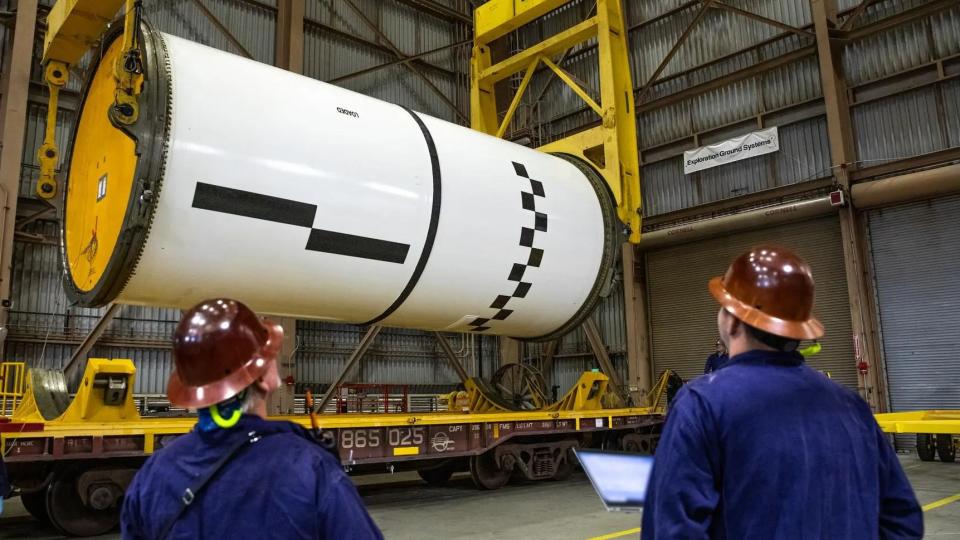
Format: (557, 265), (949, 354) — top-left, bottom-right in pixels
(0, 362), (26, 417)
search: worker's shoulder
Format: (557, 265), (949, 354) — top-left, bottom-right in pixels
(682, 362), (872, 415)
(254, 422), (343, 471)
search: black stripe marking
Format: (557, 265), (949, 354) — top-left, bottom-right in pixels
(535, 212), (548, 232)
(520, 227), (535, 247)
(521, 192), (536, 211)
(508, 263), (526, 282)
(513, 282), (531, 298)
(193, 182), (316, 227)
(513, 162), (528, 178)
(469, 318), (490, 327)
(493, 309), (513, 320)
(306, 229), (409, 264)
(491, 295), (511, 309)
(527, 248), (543, 268)
(194, 182), (410, 264)
(361, 108), (442, 325)
(530, 179), (545, 197)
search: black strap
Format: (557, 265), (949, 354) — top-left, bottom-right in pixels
(157, 430), (272, 540)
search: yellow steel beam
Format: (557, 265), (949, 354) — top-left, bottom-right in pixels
(495, 57), (540, 139)
(478, 17), (598, 85)
(475, 0), (576, 45)
(471, 0), (642, 241)
(43, 0), (126, 64)
(541, 56), (603, 116)
(875, 410), (960, 435)
(470, 43), (499, 135)
(597, 0), (642, 241)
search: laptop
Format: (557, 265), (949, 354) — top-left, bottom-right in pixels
(574, 448), (654, 513)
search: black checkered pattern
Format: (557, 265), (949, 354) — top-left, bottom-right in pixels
(467, 161), (546, 333)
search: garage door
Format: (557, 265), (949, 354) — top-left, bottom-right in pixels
(645, 216), (857, 389)
(868, 194), (960, 414)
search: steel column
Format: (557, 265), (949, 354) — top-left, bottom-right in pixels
(499, 337), (521, 366)
(275, 0), (304, 72)
(315, 325), (382, 414)
(0, 0), (39, 356)
(582, 317), (624, 398)
(267, 317), (297, 414)
(63, 303), (122, 385)
(811, 0), (885, 410)
(540, 339), (559, 385)
(622, 243), (652, 399)
(433, 332), (470, 384)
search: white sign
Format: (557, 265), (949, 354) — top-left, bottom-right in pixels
(683, 127), (780, 174)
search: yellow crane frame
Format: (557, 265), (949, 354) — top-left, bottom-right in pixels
(36, 0), (141, 199)
(470, 0), (642, 242)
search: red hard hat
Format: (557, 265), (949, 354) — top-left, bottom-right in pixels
(167, 299), (283, 408)
(709, 245), (825, 341)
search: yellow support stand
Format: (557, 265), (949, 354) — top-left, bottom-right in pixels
(12, 359), (141, 424)
(471, 0), (643, 242)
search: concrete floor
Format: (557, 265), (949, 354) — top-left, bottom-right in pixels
(1, 455), (957, 539)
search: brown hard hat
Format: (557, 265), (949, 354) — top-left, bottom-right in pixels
(167, 299), (283, 408)
(709, 245), (825, 340)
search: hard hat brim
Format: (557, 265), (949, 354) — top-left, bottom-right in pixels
(167, 320), (284, 409)
(709, 276), (825, 341)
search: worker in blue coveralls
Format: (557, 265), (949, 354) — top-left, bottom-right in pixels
(121, 299), (382, 540)
(0, 453), (7, 516)
(642, 245), (922, 539)
(703, 338), (728, 374)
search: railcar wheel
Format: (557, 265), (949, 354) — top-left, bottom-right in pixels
(20, 490), (50, 523)
(46, 468), (120, 537)
(470, 451), (510, 490)
(551, 450), (574, 482)
(916, 434), (936, 462)
(418, 462), (456, 487)
(936, 434), (956, 463)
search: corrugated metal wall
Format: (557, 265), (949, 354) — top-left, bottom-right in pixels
(868, 195), (960, 415)
(645, 217), (857, 388)
(6, 0), (473, 394)
(303, 0), (470, 122)
(507, 1), (960, 218)
(844, 4), (960, 166)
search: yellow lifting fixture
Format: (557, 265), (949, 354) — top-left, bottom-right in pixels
(470, 0), (642, 242)
(36, 0), (143, 199)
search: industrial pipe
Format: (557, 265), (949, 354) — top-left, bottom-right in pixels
(851, 163), (960, 209)
(638, 196), (835, 250)
(60, 25), (618, 341)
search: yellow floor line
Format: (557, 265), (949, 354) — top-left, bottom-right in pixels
(588, 527), (641, 540)
(923, 492), (960, 512)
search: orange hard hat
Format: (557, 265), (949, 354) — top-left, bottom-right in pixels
(167, 299), (283, 408)
(709, 245), (825, 341)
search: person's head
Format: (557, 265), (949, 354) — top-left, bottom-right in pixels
(715, 337), (727, 356)
(710, 245), (825, 358)
(167, 298), (283, 419)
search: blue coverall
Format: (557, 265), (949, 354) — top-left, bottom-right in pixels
(703, 352), (729, 374)
(121, 414), (383, 539)
(0, 454), (8, 515)
(642, 349), (923, 539)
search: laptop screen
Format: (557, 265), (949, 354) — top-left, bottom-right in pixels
(576, 449), (654, 508)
